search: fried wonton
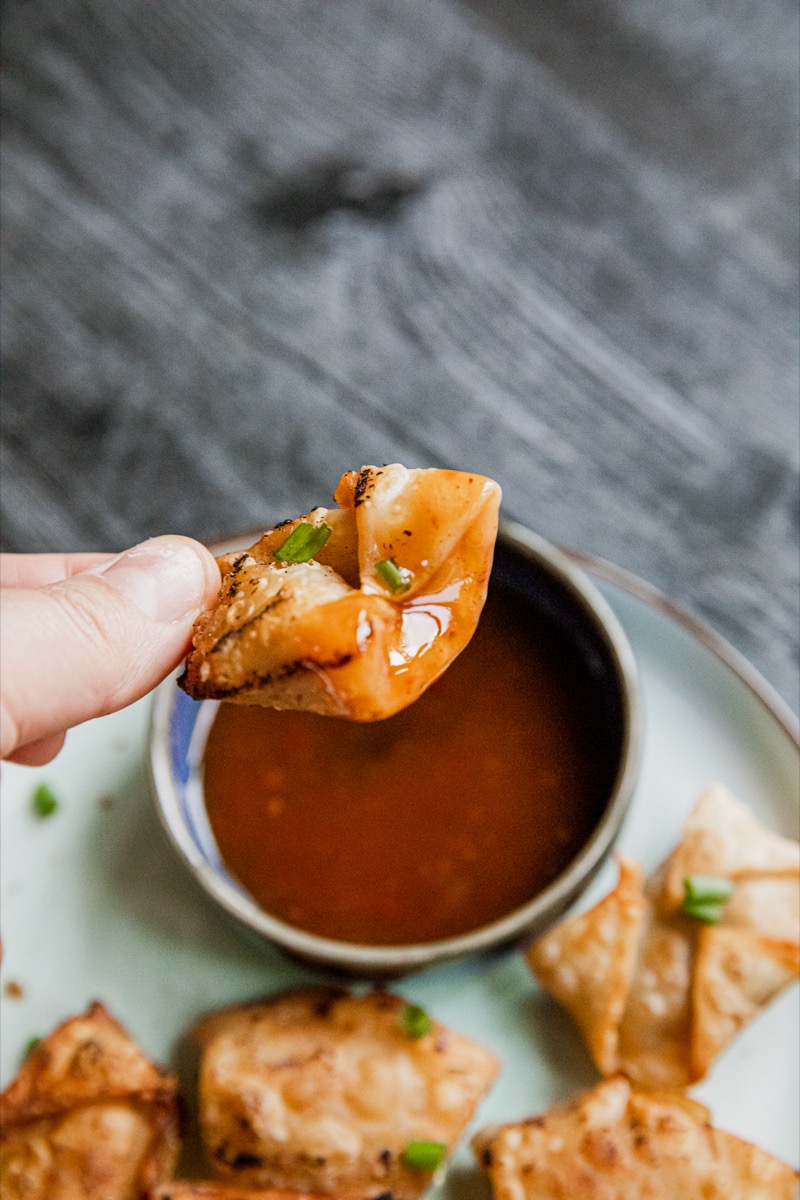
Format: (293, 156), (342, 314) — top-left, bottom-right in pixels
(179, 464), (501, 721)
(526, 786), (800, 1089)
(473, 1075), (799, 1200)
(192, 987), (499, 1199)
(0, 1001), (180, 1200)
(526, 855), (647, 1074)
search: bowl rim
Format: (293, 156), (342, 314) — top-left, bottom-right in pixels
(149, 518), (642, 972)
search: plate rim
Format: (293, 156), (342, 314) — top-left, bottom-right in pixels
(561, 546), (800, 748)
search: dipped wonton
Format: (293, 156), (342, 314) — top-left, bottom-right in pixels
(0, 1001), (180, 1200)
(180, 464), (501, 720)
(527, 785), (800, 1089)
(473, 1075), (799, 1199)
(192, 987), (499, 1199)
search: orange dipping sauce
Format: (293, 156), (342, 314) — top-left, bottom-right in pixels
(203, 586), (618, 946)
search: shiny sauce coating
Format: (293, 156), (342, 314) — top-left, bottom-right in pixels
(203, 587), (618, 945)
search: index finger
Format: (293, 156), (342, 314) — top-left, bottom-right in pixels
(0, 553), (115, 589)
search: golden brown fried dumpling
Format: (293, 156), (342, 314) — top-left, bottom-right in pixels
(473, 1075), (799, 1200)
(192, 987), (499, 1199)
(526, 855), (646, 1075)
(526, 786), (800, 1089)
(0, 1001), (180, 1200)
(180, 464), (501, 721)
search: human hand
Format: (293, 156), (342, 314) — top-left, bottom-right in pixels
(0, 537), (220, 767)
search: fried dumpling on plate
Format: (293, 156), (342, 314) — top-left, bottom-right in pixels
(527, 856), (696, 1090)
(526, 786), (800, 1089)
(473, 1075), (800, 1200)
(525, 855), (647, 1075)
(0, 1001), (180, 1200)
(179, 464), (501, 721)
(191, 986), (499, 1199)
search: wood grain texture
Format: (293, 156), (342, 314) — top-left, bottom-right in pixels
(1, 0), (798, 709)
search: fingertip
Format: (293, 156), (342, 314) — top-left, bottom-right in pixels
(84, 535), (221, 624)
(154, 535), (222, 610)
(6, 731), (67, 767)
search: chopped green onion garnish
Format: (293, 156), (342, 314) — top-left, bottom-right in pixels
(682, 899), (726, 925)
(32, 784), (59, 818)
(681, 876), (733, 922)
(401, 1003), (433, 1039)
(683, 875), (734, 905)
(22, 1036), (41, 1060)
(273, 522), (332, 563)
(403, 1140), (447, 1171)
(681, 902), (729, 926)
(375, 558), (412, 593)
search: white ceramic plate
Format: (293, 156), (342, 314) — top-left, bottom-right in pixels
(1, 558), (798, 1180)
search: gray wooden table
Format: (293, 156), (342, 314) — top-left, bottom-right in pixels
(2, 0), (798, 711)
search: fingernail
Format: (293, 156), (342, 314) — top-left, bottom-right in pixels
(87, 537), (209, 623)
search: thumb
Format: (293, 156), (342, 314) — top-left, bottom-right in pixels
(1, 536), (220, 761)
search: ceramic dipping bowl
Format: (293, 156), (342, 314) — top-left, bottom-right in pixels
(149, 519), (641, 978)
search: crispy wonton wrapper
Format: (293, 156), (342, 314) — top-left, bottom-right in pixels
(192, 987), (499, 1199)
(526, 786), (800, 1089)
(691, 926), (800, 1080)
(473, 1075), (799, 1199)
(662, 784), (800, 912)
(723, 875), (800, 941)
(0, 1001), (181, 1200)
(180, 464), (501, 721)
(151, 1188), (335, 1200)
(526, 854), (646, 1075)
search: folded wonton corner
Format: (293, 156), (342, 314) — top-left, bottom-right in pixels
(526, 854), (646, 1075)
(662, 783), (800, 913)
(691, 925), (800, 1080)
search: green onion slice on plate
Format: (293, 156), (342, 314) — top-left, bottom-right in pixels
(273, 522), (332, 563)
(32, 784), (59, 818)
(401, 1003), (433, 1039)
